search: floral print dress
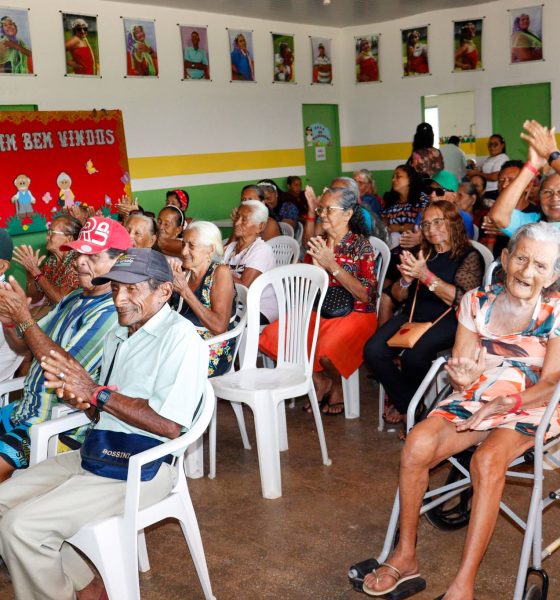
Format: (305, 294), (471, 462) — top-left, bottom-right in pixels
(430, 285), (560, 438)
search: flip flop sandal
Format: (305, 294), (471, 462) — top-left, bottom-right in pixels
(362, 562), (421, 597)
(323, 401), (344, 416)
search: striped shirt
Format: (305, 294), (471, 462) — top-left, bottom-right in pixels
(11, 289), (118, 425)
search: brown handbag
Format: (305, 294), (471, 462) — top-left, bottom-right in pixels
(387, 282), (452, 349)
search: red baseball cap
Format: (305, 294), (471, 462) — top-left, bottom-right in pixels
(60, 217), (131, 255)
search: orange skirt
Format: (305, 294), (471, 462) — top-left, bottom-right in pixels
(259, 310), (378, 378)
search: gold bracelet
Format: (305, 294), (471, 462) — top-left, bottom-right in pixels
(331, 268), (340, 277)
(16, 318), (36, 337)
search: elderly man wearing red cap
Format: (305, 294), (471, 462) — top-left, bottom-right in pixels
(0, 217), (131, 481)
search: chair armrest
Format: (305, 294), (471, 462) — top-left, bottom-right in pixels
(533, 383), (560, 458)
(406, 356), (447, 432)
(0, 376), (25, 396)
(29, 411), (90, 466)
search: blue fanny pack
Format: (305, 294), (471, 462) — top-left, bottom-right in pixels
(80, 429), (172, 481)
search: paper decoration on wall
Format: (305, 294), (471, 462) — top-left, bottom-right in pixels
(454, 19), (483, 71)
(123, 18), (158, 77)
(272, 33), (295, 83)
(509, 5), (543, 63)
(311, 37), (332, 84)
(0, 8), (33, 74)
(62, 12), (99, 76)
(355, 35), (380, 83)
(305, 123), (332, 146)
(228, 29), (255, 81)
(0, 110), (131, 235)
(402, 26), (430, 76)
(180, 25), (210, 80)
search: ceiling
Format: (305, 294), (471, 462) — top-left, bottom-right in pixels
(101, 0), (494, 27)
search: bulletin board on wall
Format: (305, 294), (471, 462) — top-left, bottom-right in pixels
(0, 109), (131, 235)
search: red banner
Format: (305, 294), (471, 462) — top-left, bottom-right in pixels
(0, 110), (131, 235)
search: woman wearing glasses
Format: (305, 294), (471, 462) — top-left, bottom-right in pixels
(467, 134), (509, 202)
(260, 186), (377, 415)
(364, 201), (483, 430)
(12, 216), (82, 318)
(490, 120), (560, 237)
(64, 18), (97, 75)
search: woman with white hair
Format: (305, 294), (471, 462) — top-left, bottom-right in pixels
(170, 221), (236, 377)
(64, 17), (97, 75)
(223, 200), (277, 324)
(363, 221), (560, 598)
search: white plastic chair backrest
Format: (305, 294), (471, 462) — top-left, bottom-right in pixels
(278, 222), (294, 238)
(470, 240), (494, 271)
(241, 264), (328, 376)
(124, 381), (215, 522)
(266, 235), (300, 266)
(369, 236), (390, 313)
(294, 221), (303, 245)
(472, 224), (480, 241)
(484, 259), (500, 287)
(0, 376), (24, 408)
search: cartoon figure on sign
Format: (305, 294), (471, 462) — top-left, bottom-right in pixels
(11, 174), (35, 217)
(85, 159), (98, 174)
(306, 126), (313, 147)
(57, 172), (75, 208)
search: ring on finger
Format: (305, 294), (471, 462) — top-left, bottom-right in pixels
(58, 371), (66, 380)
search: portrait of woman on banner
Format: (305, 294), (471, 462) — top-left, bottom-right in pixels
(63, 13), (99, 76)
(510, 6), (543, 63)
(0, 9), (33, 74)
(454, 19), (482, 71)
(311, 37), (332, 84)
(402, 27), (429, 76)
(124, 18), (158, 77)
(229, 29), (254, 81)
(181, 26), (210, 80)
(272, 33), (294, 83)
(355, 35), (379, 83)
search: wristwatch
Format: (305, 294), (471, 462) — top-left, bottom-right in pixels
(91, 386), (113, 411)
(548, 151), (560, 165)
(16, 318), (35, 337)
(428, 278), (440, 292)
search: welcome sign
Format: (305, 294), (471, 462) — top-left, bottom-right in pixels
(0, 110), (131, 235)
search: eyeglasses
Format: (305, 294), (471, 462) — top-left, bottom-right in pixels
(540, 188), (560, 201)
(428, 187), (446, 197)
(46, 229), (68, 237)
(420, 217), (447, 231)
(315, 206), (345, 217)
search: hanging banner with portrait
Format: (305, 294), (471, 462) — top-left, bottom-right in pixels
(453, 19), (483, 71)
(509, 5), (543, 63)
(0, 7), (33, 75)
(401, 26), (430, 77)
(123, 18), (158, 77)
(62, 12), (100, 77)
(180, 25), (210, 80)
(355, 35), (380, 83)
(228, 29), (255, 82)
(310, 36), (332, 84)
(272, 33), (295, 83)
(0, 110), (131, 235)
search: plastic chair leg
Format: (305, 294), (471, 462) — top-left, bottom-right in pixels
(208, 399), (217, 480)
(342, 369), (360, 419)
(185, 437), (204, 479)
(378, 385), (385, 432)
(251, 399), (283, 499)
(231, 402), (251, 450)
(307, 384), (332, 468)
(278, 401), (288, 452)
(137, 530), (150, 573)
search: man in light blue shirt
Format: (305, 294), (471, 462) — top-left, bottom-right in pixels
(184, 30), (208, 79)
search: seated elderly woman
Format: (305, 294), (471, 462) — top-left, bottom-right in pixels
(364, 200), (484, 429)
(223, 199), (277, 324)
(125, 212), (157, 248)
(170, 221), (236, 377)
(12, 215), (82, 318)
(260, 186), (377, 415)
(363, 222), (560, 599)
(155, 205), (184, 265)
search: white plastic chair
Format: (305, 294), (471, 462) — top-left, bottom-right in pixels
(266, 235), (300, 267)
(207, 283), (250, 479)
(210, 263), (331, 499)
(278, 221), (294, 238)
(0, 376), (25, 409)
(341, 237), (390, 420)
(32, 382), (217, 600)
(294, 221), (303, 246)
(471, 240), (494, 272)
(472, 224), (480, 241)
(484, 259), (501, 287)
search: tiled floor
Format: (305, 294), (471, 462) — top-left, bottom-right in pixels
(1, 374), (559, 599)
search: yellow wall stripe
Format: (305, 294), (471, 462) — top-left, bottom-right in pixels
(129, 138), (497, 180)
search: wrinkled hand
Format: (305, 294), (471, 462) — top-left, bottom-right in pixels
(41, 349), (97, 410)
(520, 120), (558, 160)
(306, 236), (337, 272)
(12, 245), (45, 277)
(527, 143), (547, 171)
(481, 215), (501, 236)
(398, 249), (429, 281)
(171, 262), (190, 297)
(304, 185), (320, 214)
(456, 394), (514, 432)
(445, 346), (486, 391)
(0, 276), (32, 324)
(399, 229), (421, 249)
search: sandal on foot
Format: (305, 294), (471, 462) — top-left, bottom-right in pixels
(383, 406), (404, 425)
(362, 562), (420, 597)
(322, 401), (344, 416)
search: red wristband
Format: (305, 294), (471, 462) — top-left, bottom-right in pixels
(422, 271), (435, 287)
(303, 215), (315, 222)
(2, 322), (16, 329)
(524, 162), (539, 176)
(508, 393), (523, 414)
